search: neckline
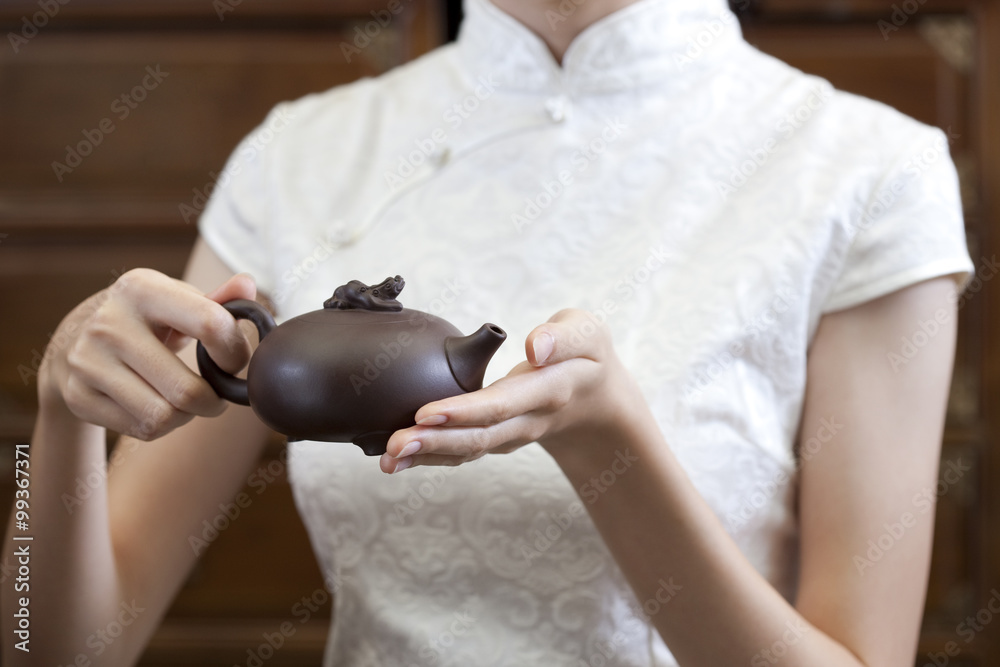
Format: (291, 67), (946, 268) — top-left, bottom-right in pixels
(457, 0), (743, 95)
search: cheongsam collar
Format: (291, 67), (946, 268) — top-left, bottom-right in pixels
(457, 0), (743, 94)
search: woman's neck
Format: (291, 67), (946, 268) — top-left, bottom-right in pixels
(488, 0), (643, 63)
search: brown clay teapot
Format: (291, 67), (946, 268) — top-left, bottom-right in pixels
(196, 276), (506, 456)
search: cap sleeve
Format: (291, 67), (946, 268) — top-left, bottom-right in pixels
(197, 105), (289, 297)
(822, 126), (974, 314)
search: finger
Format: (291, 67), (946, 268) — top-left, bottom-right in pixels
(162, 273), (258, 353)
(75, 353), (184, 428)
(65, 364), (193, 440)
(116, 269), (254, 373)
(63, 378), (149, 437)
(413, 360), (592, 428)
(116, 320), (229, 418)
(385, 413), (543, 463)
(379, 452), (473, 474)
(380, 437), (532, 474)
(526, 308), (611, 367)
(204, 272), (257, 305)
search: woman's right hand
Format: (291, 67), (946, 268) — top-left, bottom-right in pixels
(38, 268), (257, 440)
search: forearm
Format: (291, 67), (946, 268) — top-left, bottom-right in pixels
(546, 410), (865, 667)
(2, 397), (127, 665)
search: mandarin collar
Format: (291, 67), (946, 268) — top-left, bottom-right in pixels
(457, 0), (743, 95)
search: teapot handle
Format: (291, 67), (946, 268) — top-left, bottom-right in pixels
(195, 299), (276, 406)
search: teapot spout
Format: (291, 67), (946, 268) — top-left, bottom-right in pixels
(445, 324), (507, 393)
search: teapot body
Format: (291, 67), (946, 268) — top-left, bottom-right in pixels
(248, 308), (465, 452)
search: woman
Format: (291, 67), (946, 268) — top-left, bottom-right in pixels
(3, 0), (974, 664)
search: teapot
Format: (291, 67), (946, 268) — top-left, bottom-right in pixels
(196, 276), (506, 456)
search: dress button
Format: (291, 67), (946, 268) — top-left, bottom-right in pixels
(544, 96), (571, 123)
(432, 147), (451, 166)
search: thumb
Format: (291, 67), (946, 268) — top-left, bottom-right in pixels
(204, 273), (257, 305)
(526, 308), (608, 367)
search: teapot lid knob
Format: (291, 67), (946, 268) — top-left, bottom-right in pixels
(323, 275), (405, 312)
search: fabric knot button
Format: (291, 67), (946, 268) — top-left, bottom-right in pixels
(432, 147), (451, 166)
(544, 96), (571, 123)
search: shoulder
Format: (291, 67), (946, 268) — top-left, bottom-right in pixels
(267, 44), (464, 149)
(729, 41), (949, 160)
(714, 41), (954, 203)
(239, 43), (468, 202)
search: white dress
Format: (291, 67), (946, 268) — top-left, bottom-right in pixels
(199, 0), (975, 663)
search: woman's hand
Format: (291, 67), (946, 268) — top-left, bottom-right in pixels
(380, 308), (640, 473)
(38, 268), (257, 440)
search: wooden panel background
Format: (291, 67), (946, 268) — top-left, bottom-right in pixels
(0, 0), (997, 664)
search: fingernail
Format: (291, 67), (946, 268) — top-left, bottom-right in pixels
(393, 457), (413, 474)
(398, 440), (422, 458)
(417, 414), (447, 426)
(533, 333), (554, 365)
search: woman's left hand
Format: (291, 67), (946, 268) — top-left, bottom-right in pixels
(379, 308), (639, 473)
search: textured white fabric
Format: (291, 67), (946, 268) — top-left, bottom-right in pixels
(198, 0), (975, 663)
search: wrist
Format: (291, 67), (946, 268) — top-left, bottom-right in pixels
(37, 360), (86, 432)
(541, 359), (654, 467)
